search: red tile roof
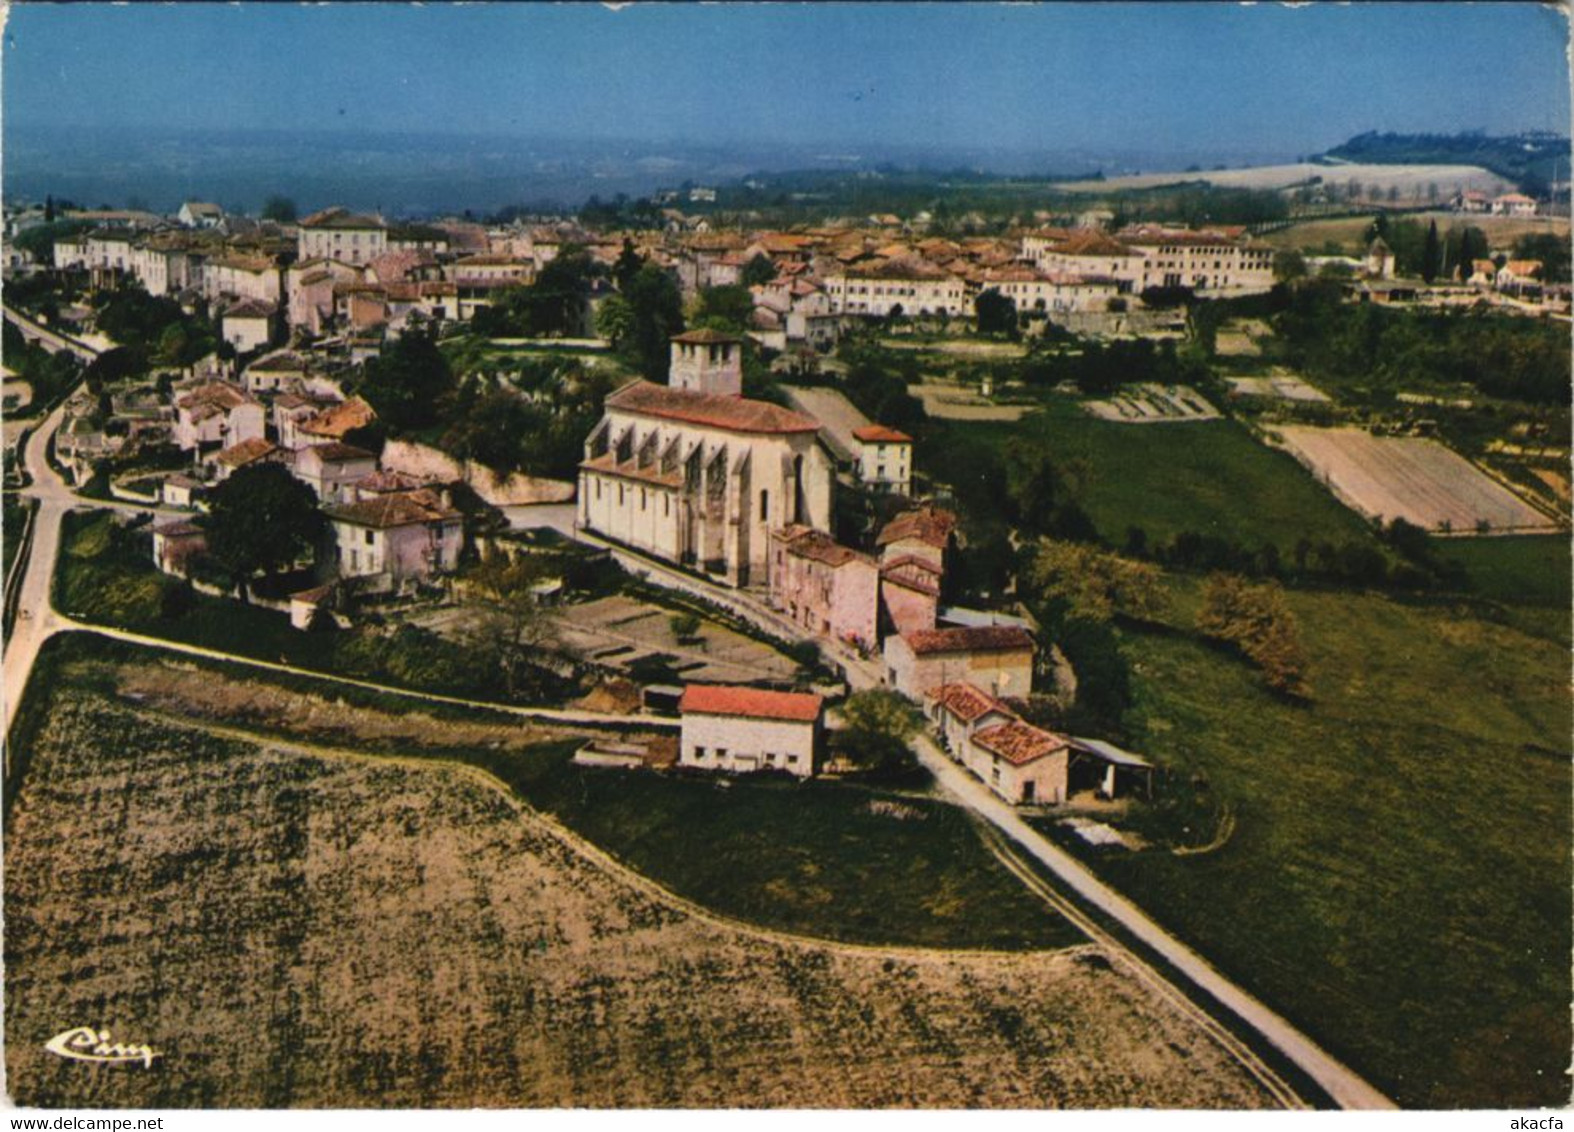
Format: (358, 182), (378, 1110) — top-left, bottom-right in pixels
(213, 437), (279, 468)
(1048, 231), (1135, 258)
(304, 441), (376, 464)
(606, 381), (819, 435)
(926, 682), (1018, 724)
(853, 425), (912, 444)
(324, 488), (459, 529)
(971, 720), (1070, 766)
(877, 506), (956, 549)
(777, 526), (874, 569)
(903, 625), (1035, 656)
(680, 683), (823, 723)
(300, 395), (377, 439)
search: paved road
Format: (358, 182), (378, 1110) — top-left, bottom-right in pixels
(3, 304), (101, 362)
(569, 535), (1396, 1110)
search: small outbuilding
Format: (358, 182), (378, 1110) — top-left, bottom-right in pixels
(678, 683), (823, 779)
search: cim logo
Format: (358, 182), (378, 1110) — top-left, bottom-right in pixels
(44, 1026), (160, 1068)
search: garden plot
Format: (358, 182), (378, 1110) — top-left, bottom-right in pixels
(1274, 426), (1556, 534)
(4, 692), (1278, 1109)
(1226, 372), (1330, 403)
(551, 594), (802, 685)
(913, 382), (1033, 422)
(1084, 384), (1220, 423)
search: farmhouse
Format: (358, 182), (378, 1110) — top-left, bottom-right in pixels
(579, 335), (836, 587)
(884, 625), (1035, 700)
(150, 519), (207, 578)
(678, 683), (824, 779)
(925, 681), (1019, 763)
(294, 442), (378, 502)
(967, 720), (1073, 806)
(173, 381), (266, 452)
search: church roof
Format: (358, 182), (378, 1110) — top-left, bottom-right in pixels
(606, 381), (819, 435)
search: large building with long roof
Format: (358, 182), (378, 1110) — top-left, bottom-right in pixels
(578, 332), (836, 587)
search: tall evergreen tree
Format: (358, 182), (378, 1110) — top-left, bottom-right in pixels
(1422, 220), (1440, 284)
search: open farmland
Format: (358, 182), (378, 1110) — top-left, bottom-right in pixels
(1057, 162), (1512, 196)
(1094, 579), (1572, 1108)
(1257, 211), (1570, 254)
(1273, 425), (1557, 534)
(4, 676), (1277, 1109)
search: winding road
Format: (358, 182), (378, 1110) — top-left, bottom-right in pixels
(0, 328), (1395, 1108)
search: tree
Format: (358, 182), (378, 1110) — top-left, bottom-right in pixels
(356, 331), (456, 431)
(1422, 220), (1441, 284)
(692, 284), (755, 332)
(974, 288), (1018, 337)
(261, 196), (298, 223)
(1025, 539), (1168, 623)
(836, 688), (922, 773)
(460, 554), (563, 698)
(1273, 250), (1308, 284)
(594, 293), (635, 350)
(612, 238), (644, 293)
(668, 612), (701, 642)
(741, 253), (777, 288)
(1196, 574), (1310, 696)
(623, 262), (685, 380)
(203, 463), (324, 601)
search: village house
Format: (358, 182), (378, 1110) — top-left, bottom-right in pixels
(974, 266), (1119, 315)
(178, 201), (225, 229)
(766, 525), (880, 650)
(876, 505), (955, 573)
(966, 719), (1074, 805)
(1491, 193), (1538, 217)
(290, 395), (377, 450)
(851, 424), (912, 495)
(243, 350), (311, 395)
(208, 436), (283, 483)
(677, 683), (823, 779)
(579, 334), (836, 587)
(293, 442), (379, 502)
(883, 624), (1035, 700)
(221, 299), (278, 354)
(322, 487), (464, 590)
(200, 253), (283, 306)
(150, 518), (207, 578)
(173, 381), (266, 452)
(925, 681), (1019, 765)
(823, 257), (969, 318)
(298, 208), (388, 266)
(1025, 230), (1144, 294)
(1365, 238), (1396, 280)
(1119, 226), (1276, 295)
(1496, 259), (1544, 296)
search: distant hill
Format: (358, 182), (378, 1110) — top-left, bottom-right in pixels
(1321, 131), (1570, 194)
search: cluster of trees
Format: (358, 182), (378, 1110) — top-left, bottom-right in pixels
(835, 339), (927, 433)
(2, 319), (82, 408)
(835, 688), (923, 776)
(1271, 278), (1571, 406)
(469, 248), (600, 340)
(440, 362), (616, 480)
(1195, 575), (1310, 697)
(203, 463), (324, 602)
(92, 284), (221, 370)
(1018, 337), (1211, 397)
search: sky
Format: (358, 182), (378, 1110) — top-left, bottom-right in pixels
(4, 2), (1570, 157)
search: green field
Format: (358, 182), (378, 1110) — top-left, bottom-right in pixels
(1086, 581), (1570, 1107)
(946, 402), (1377, 551)
(1431, 534), (1572, 611)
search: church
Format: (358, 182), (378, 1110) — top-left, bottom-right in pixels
(578, 329), (836, 587)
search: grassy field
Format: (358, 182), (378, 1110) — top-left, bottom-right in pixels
(1084, 580), (1571, 1108)
(945, 402), (1378, 552)
(1430, 534), (1572, 611)
(1257, 211), (1569, 254)
(4, 646), (1273, 1108)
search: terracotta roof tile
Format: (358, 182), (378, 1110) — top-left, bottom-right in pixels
(778, 526), (874, 568)
(971, 720), (1070, 766)
(606, 381), (819, 435)
(903, 625), (1035, 656)
(926, 682), (1018, 724)
(671, 328), (742, 345)
(213, 437), (279, 468)
(324, 488), (460, 529)
(877, 506), (956, 549)
(679, 684), (823, 723)
(300, 395), (376, 439)
(853, 425), (912, 444)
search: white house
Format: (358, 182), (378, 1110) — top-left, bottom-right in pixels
(966, 720), (1073, 805)
(678, 683), (823, 779)
(178, 201), (224, 229)
(925, 681), (1019, 764)
(851, 424), (912, 495)
(294, 442), (378, 502)
(297, 207), (388, 266)
(173, 382), (266, 452)
(823, 258), (969, 318)
(323, 487), (464, 588)
(221, 299), (277, 354)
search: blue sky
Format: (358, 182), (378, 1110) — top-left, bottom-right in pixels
(4, 3), (1569, 154)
